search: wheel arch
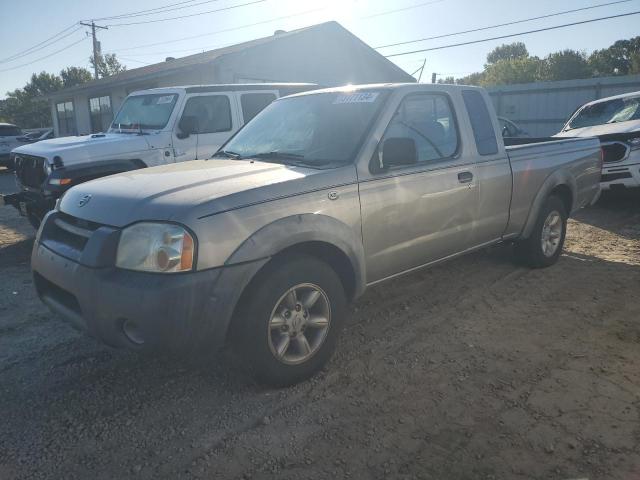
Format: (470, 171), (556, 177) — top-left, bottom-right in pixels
(226, 214), (366, 302)
(521, 169), (577, 240)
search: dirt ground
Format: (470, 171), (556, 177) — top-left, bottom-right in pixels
(0, 171), (639, 480)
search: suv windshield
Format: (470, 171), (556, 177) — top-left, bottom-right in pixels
(217, 90), (387, 167)
(566, 95), (640, 130)
(111, 94), (178, 131)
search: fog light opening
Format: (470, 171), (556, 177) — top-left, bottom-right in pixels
(121, 319), (145, 345)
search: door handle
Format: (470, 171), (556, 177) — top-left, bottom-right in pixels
(458, 171), (473, 183)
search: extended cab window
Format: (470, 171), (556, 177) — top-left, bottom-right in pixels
(383, 94), (459, 164)
(462, 90), (498, 155)
(182, 95), (232, 133)
(241, 93), (277, 123)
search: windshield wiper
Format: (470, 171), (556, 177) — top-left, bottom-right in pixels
(215, 150), (244, 159)
(251, 151), (305, 160)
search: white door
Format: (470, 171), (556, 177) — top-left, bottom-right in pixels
(172, 93), (238, 161)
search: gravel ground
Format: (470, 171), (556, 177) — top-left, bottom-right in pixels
(1, 176), (639, 480)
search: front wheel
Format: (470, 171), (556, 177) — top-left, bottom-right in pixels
(233, 254), (347, 387)
(515, 195), (568, 268)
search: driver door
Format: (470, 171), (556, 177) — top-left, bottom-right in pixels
(359, 93), (479, 282)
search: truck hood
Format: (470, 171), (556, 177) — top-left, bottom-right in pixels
(11, 133), (152, 165)
(554, 119), (640, 138)
(59, 159), (351, 227)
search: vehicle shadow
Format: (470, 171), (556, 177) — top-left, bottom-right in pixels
(0, 237), (33, 267)
(573, 189), (640, 239)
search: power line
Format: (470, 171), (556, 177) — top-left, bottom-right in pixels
(87, 0), (214, 21)
(0, 24), (80, 64)
(113, 8), (323, 52)
(362, 0), (447, 19)
(376, 0), (635, 49)
(106, 0), (267, 27)
(384, 10), (640, 58)
(0, 37), (89, 73)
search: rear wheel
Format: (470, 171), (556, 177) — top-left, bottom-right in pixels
(233, 254), (347, 387)
(515, 195), (567, 268)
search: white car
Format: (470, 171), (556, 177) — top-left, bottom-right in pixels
(555, 91), (640, 190)
(0, 123), (26, 169)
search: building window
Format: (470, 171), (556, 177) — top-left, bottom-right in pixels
(89, 95), (113, 133)
(240, 93), (277, 123)
(56, 101), (76, 137)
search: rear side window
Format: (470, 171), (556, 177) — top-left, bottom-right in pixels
(462, 90), (498, 155)
(182, 95), (232, 133)
(0, 125), (22, 137)
(241, 93), (277, 123)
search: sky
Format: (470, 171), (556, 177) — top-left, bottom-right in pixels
(1, 0), (639, 98)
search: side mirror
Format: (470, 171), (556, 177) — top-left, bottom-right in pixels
(379, 137), (417, 169)
(502, 126), (509, 137)
(177, 115), (198, 139)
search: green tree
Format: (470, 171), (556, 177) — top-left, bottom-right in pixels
(0, 68), (92, 128)
(541, 50), (591, 81)
(456, 71), (485, 86)
(482, 56), (543, 86)
(486, 42), (529, 64)
(588, 37), (640, 76)
(90, 53), (126, 78)
(1, 72), (62, 127)
(60, 66), (93, 87)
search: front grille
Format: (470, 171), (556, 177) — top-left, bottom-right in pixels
(14, 154), (47, 188)
(601, 172), (632, 182)
(601, 142), (630, 164)
(41, 212), (103, 260)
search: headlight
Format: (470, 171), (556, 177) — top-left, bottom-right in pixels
(116, 222), (195, 273)
(629, 138), (640, 151)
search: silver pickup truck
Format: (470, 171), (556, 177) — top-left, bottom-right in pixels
(31, 84), (601, 386)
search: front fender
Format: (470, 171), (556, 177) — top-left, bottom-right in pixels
(226, 214), (366, 298)
(521, 168), (577, 239)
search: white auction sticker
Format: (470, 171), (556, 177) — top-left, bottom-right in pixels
(333, 92), (380, 104)
(156, 95), (175, 104)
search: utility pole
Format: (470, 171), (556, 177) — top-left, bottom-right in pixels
(417, 58), (426, 83)
(80, 21), (108, 79)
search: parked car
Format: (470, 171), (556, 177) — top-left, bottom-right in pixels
(555, 91), (640, 190)
(1, 84), (316, 227)
(0, 123), (26, 169)
(31, 84), (601, 386)
(17, 129), (54, 143)
(498, 116), (529, 138)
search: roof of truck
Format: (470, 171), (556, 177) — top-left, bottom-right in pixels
(284, 82), (483, 98)
(130, 83), (319, 96)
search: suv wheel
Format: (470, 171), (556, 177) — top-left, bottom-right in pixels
(515, 195), (568, 268)
(234, 254), (347, 387)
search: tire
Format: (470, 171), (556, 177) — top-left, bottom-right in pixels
(233, 254), (347, 387)
(515, 195), (567, 268)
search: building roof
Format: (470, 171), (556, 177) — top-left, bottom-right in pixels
(48, 22), (414, 99)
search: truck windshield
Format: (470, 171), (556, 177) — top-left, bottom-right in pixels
(111, 94), (178, 131)
(566, 95), (640, 130)
(217, 90), (388, 167)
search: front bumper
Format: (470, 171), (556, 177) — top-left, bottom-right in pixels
(601, 162), (640, 190)
(31, 212), (267, 352)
